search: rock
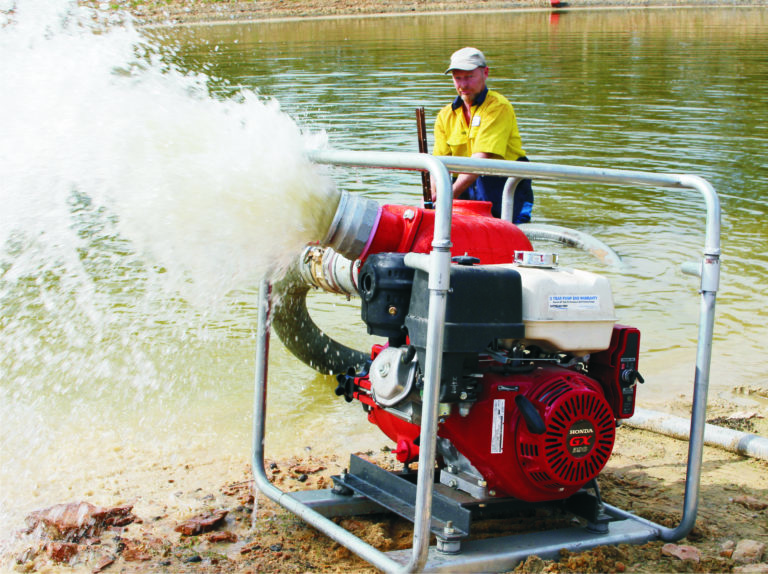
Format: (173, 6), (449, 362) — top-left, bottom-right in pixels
(174, 509), (228, 536)
(46, 542), (79, 563)
(206, 530), (238, 543)
(727, 411), (764, 420)
(93, 555), (116, 573)
(26, 502), (136, 542)
(734, 564), (768, 574)
(732, 496), (768, 511)
(733, 540), (767, 564)
(121, 539), (152, 561)
(722, 540), (736, 558)
(661, 543), (701, 562)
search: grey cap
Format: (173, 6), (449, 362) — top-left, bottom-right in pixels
(445, 47), (487, 74)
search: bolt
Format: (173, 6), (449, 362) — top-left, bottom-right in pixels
(448, 479), (458, 488)
(443, 521), (455, 535)
(477, 479), (487, 487)
(403, 209), (415, 220)
(377, 362), (390, 377)
(489, 490), (497, 497)
(388, 305), (398, 316)
(459, 391), (468, 400)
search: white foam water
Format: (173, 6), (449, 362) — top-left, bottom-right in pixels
(0, 0), (340, 553)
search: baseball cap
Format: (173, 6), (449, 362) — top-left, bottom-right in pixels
(445, 47), (487, 74)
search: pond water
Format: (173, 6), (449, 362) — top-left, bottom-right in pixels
(164, 5), (768, 417)
(1, 3), (767, 549)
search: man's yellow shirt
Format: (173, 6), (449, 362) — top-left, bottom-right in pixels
(433, 88), (525, 161)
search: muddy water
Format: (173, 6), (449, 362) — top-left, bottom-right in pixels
(2, 5), (768, 550)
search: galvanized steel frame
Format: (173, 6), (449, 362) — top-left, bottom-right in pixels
(251, 150), (721, 573)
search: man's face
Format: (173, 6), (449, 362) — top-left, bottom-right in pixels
(452, 67), (489, 105)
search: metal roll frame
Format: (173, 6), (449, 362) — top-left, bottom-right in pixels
(252, 150), (721, 573)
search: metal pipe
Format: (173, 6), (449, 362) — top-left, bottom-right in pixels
(500, 177), (521, 222)
(436, 156), (720, 256)
(251, 277), (404, 572)
(252, 278), (271, 476)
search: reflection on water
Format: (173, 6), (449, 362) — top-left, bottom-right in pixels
(2, 5), (768, 550)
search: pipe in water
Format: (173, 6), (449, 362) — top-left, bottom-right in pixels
(625, 408), (768, 462)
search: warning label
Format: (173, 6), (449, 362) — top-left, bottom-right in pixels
(491, 399), (505, 454)
(549, 295), (600, 311)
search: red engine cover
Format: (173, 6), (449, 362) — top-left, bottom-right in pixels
(438, 366), (616, 502)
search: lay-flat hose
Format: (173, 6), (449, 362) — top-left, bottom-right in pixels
(517, 223), (625, 269)
(272, 262), (369, 375)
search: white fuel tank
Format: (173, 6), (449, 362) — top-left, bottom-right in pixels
(501, 257), (616, 354)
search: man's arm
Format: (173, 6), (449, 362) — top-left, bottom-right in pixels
(450, 152), (501, 198)
(431, 151), (502, 201)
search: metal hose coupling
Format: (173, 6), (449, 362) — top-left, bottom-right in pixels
(298, 246), (359, 298)
(321, 190), (381, 261)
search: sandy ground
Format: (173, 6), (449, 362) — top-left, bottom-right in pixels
(4, 1), (767, 572)
(6, 399), (768, 573)
(5, 390), (767, 572)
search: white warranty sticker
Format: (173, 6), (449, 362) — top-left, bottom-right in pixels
(491, 399), (505, 454)
(549, 294), (600, 311)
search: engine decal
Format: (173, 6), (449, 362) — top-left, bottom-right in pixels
(491, 399), (505, 454)
(548, 294), (600, 310)
(566, 420), (596, 458)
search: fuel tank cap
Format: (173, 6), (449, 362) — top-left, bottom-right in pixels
(514, 251), (559, 268)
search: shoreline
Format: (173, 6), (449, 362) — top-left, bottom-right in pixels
(119, 0), (768, 26)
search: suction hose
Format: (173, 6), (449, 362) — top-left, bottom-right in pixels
(271, 191), (379, 375)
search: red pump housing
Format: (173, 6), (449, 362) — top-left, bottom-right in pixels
(360, 200), (532, 264)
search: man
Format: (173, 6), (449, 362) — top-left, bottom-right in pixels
(432, 47), (533, 223)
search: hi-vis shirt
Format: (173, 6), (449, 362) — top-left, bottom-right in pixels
(433, 88), (525, 161)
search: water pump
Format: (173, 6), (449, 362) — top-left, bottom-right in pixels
(284, 193), (642, 508)
(256, 151), (720, 571)
(337, 248), (641, 504)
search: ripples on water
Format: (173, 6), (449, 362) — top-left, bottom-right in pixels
(169, 7), (768, 384)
